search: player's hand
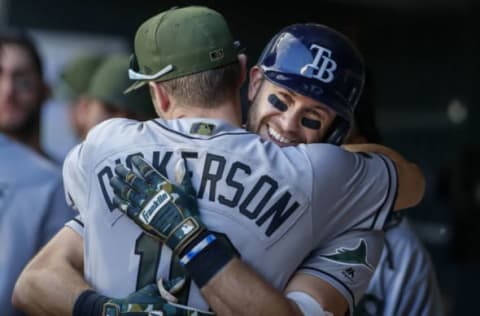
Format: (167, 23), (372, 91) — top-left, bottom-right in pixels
(110, 156), (206, 256)
(103, 284), (213, 316)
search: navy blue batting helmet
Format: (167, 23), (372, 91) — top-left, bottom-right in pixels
(257, 23), (365, 144)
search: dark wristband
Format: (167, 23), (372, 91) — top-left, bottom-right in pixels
(73, 289), (109, 316)
(184, 238), (235, 288)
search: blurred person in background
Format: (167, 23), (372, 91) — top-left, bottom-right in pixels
(0, 34), (74, 316)
(55, 54), (105, 140)
(7, 54), (154, 316)
(351, 72), (444, 316)
(0, 30), (51, 159)
(80, 54), (156, 134)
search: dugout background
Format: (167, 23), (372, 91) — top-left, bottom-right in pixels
(1, 0), (479, 314)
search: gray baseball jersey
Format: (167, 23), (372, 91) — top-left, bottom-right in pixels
(64, 118), (397, 313)
(0, 133), (74, 316)
(356, 218), (444, 316)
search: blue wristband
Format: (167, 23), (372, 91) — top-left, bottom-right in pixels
(180, 234), (217, 265)
(183, 236), (235, 288)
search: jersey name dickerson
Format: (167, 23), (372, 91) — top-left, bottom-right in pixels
(97, 150), (302, 238)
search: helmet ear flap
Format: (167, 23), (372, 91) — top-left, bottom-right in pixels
(324, 117), (350, 145)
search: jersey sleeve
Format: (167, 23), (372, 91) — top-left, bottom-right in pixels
(62, 118), (127, 215)
(296, 230), (385, 315)
(63, 143), (89, 216)
(65, 215), (85, 237)
(304, 145), (398, 234)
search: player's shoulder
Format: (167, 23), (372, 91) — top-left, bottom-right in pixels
(85, 118), (139, 143)
(298, 143), (358, 171)
(81, 118), (148, 156)
(301, 142), (354, 160)
(301, 143), (393, 177)
(246, 142), (350, 185)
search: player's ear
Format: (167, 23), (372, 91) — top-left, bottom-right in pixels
(248, 66), (263, 102)
(237, 53), (247, 87)
(148, 81), (170, 114)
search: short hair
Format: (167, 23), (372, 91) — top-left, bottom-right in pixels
(161, 62), (241, 108)
(0, 29), (43, 77)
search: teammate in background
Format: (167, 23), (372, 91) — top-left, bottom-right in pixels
(0, 134), (74, 316)
(0, 32), (73, 316)
(0, 30), (51, 159)
(350, 74), (444, 316)
(13, 7), (424, 316)
(55, 54), (105, 140)
(10, 54), (156, 316)
(80, 54), (156, 134)
(0, 135), (74, 316)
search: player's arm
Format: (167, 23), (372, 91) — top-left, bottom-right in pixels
(202, 227), (386, 316)
(13, 225), (207, 316)
(13, 143), (94, 315)
(12, 226), (89, 316)
(13, 141), (93, 315)
(200, 258), (304, 315)
(284, 273), (345, 316)
(342, 143), (425, 210)
(287, 229), (384, 316)
(202, 263), (345, 315)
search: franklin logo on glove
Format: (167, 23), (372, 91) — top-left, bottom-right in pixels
(141, 191), (171, 224)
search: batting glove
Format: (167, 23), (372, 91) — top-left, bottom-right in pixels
(110, 156), (205, 257)
(103, 284), (212, 316)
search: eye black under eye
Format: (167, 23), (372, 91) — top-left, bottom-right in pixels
(268, 94), (288, 112)
(301, 117), (321, 130)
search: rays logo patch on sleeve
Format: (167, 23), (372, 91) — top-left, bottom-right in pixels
(320, 239), (374, 271)
(190, 122), (216, 136)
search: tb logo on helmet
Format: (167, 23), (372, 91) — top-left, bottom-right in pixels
(300, 44), (337, 83)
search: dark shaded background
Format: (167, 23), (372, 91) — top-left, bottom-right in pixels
(2, 0), (479, 314)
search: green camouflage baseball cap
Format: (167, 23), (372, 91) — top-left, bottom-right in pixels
(88, 55), (155, 116)
(125, 6), (241, 93)
(56, 54), (105, 100)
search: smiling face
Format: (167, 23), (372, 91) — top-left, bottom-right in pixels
(0, 43), (46, 135)
(246, 66), (336, 147)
